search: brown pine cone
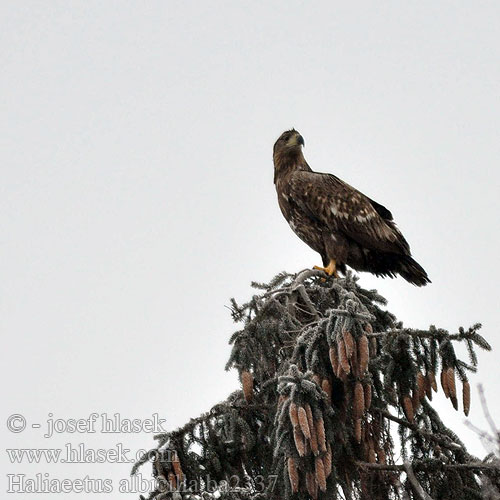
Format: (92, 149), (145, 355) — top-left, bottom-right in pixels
(403, 395), (414, 423)
(293, 427), (306, 457)
(463, 380), (471, 416)
(338, 339), (351, 375)
(298, 405), (311, 440)
(289, 402), (299, 428)
(353, 381), (365, 419)
(287, 456), (299, 493)
(363, 383), (372, 410)
(358, 335), (370, 375)
(241, 371), (254, 403)
(343, 330), (355, 359)
(315, 456), (327, 492)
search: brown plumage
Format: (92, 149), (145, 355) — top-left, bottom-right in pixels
(273, 129), (430, 286)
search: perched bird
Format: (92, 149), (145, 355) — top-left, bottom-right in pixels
(273, 129), (430, 286)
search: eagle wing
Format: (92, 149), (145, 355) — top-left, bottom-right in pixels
(288, 171), (410, 255)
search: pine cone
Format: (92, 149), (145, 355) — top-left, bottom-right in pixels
(305, 404), (318, 455)
(293, 427), (306, 457)
(315, 415), (327, 452)
(172, 453), (183, 478)
(377, 448), (387, 464)
(287, 456), (299, 493)
(337, 339), (351, 375)
(241, 371), (254, 403)
(424, 373), (433, 400)
(354, 418), (362, 443)
(463, 380), (471, 416)
(329, 347), (339, 375)
(369, 337), (378, 357)
(412, 390), (421, 413)
(353, 381), (365, 418)
(416, 371), (426, 401)
(351, 339), (360, 378)
(289, 402), (299, 428)
(441, 369), (450, 398)
(315, 456), (327, 492)
(343, 330), (355, 359)
(298, 405), (311, 440)
(428, 370), (438, 392)
(358, 335), (370, 375)
(168, 472), (176, 489)
(403, 395), (414, 423)
(368, 447), (377, 464)
(321, 378), (332, 404)
(363, 383), (372, 410)
(324, 443), (333, 478)
(446, 367), (457, 409)
(306, 471), (318, 499)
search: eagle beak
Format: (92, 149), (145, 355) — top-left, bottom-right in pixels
(297, 135), (305, 147)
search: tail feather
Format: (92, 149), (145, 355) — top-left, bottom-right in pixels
(362, 251), (431, 286)
(397, 255), (431, 287)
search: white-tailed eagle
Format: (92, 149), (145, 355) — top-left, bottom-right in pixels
(273, 129), (430, 286)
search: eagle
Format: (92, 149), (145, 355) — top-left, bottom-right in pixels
(273, 129), (430, 286)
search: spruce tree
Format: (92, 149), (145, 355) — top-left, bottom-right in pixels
(133, 270), (500, 499)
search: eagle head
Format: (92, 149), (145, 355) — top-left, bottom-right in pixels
(273, 129), (306, 182)
(273, 129), (305, 155)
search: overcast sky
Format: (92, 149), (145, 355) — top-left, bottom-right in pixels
(2, 1), (499, 498)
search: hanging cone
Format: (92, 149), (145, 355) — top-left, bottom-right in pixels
(293, 427), (306, 457)
(424, 373), (433, 400)
(287, 456), (299, 493)
(168, 471), (176, 489)
(416, 371), (426, 401)
(315, 456), (327, 492)
(354, 418), (362, 443)
(306, 471), (318, 499)
(353, 381), (365, 419)
(324, 443), (333, 477)
(321, 378), (332, 404)
(428, 370), (438, 392)
(298, 405), (311, 440)
(463, 380), (471, 416)
(403, 395), (414, 423)
(358, 335), (370, 375)
(315, 415), (327, 452)
(441, 369), (450, 398)
(337, 340), (351, 375)
(289, 402), (299, 428)
(363, 383), (372, 410)
(446, 367), (458, 409)
(343, 330), (355, 359)
(241, 371), (254, 403)
(305, 404), (318, 455)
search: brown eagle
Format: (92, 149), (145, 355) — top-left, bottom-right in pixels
(273, 129), (430, 286)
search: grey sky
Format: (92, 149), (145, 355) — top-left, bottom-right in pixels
(2, 1), (499, 498)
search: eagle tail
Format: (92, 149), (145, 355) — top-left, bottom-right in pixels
(397, 255), (431, 287)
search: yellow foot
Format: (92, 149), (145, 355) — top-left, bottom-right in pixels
(313, 259), (339, 278)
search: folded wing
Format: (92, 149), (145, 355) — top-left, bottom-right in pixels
(288, 171), (411, 255)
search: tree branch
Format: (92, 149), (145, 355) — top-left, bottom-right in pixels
(356, 461), (500, 472)
(373, 408), (463, 451)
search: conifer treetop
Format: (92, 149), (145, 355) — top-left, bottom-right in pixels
(134, 270), (499, 500)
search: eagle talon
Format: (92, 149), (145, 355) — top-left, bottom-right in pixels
(313, 259), (339, 278)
